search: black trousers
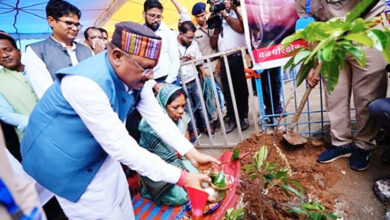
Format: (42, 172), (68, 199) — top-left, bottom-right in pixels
(261, 67), (282, 115)
(221, 54), (249, 120)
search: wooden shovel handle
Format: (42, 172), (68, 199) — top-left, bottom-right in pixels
(288, 62), (322, 133)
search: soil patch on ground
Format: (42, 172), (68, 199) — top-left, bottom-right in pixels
(235, 132), (344, 219)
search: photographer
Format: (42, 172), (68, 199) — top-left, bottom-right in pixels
(210, 0), (248, 133)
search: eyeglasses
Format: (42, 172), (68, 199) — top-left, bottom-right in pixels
(57, 19), (83, 29)
(146, 13), (163, 20)
(120, 50), (158, 77)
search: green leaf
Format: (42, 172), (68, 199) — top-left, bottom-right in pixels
(263, 173), (274, 183)
(213, 170), (226, 188)
(249, 173), (259, 181)
(279, 184), (304, 199)
(313, 200), (325, 211)
(225, 208), (234, 217)
(281, 33), (302, 49)
(344, 32), (373, 47)
(230, 208), (245, 220)
(321, 42), (335, 62)
(301, 203), (320, 211)
(288, 179), (305, 194)
(321, 60), (340, 92)
(294, 50), (311, 65)
(243, 164), (256, 174)
(289, 207), (308, 215)
(231, 148), (240, 161)
(382, 32), (390, 63)
(303, 22), (330, 41)
(342, 44), (366, 67)
(345, 0), (379, 23)
(324, 212), (338, 219)
(283, 56), (295, 73)
(296, 59), (315, 87)
(367, 29), (387, 51)
(309, 212), (324, 220)
(255, 145), (268, 170)
(275, 170), (288, 179)
(349, 18), (367, 33)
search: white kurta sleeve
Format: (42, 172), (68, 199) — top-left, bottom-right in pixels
(165, 31), (181, 83)
(136, 81), (193, 156)
(24, 46), (53, 99)
(60, 75), (181, 184)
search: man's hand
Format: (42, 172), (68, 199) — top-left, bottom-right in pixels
(214, 59), (222, 75)
(184, 172), (211, 189)
(185, 147), (220, 168)
(307, 68), (320, 88)
(153, 83), (164, 94)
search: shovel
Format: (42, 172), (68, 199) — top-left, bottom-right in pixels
(283, 62), (322, 146)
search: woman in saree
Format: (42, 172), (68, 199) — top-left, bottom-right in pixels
(138, 84), (198, 206)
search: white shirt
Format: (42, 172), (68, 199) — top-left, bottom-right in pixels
(58, 77), (193, 214)
(218, 9), (246, 52)
(24, 36), (79, 99)
(153, 23), (181, 83)
(178, 41), (203, 84)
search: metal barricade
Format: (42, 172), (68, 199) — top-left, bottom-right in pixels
(179, 47), (259, 148)
(178, 47), (354, 148)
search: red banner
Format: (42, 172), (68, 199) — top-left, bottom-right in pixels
(252, 39), (307, 63)
(242, 0), (301, 69)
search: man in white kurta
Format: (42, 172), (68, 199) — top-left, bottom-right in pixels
(21, 22), (218, 220)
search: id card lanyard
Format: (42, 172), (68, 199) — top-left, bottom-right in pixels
(295, 0), (315, 31)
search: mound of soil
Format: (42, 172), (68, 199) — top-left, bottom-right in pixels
(236, 132), (342, 219)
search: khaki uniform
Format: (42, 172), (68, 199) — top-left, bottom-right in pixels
(295, 0), (387, 150)
(194, 25), (221, 85)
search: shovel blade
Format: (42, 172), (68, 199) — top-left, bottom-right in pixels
(283, 132), (308, 146)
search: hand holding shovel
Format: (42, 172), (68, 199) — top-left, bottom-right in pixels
(283, 62), (322, 146)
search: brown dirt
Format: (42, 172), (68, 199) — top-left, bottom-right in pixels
(235, 132), (342, 219)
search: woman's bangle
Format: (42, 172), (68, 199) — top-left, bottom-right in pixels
(177, 170), (188, 187)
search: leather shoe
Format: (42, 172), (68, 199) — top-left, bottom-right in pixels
(225, 119), (236, 134)
(240, 118), (249, 131)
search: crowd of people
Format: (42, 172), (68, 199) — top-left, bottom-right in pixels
(1, 0), (390, 219)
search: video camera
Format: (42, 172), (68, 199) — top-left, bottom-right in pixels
(206, 0), (240, 29)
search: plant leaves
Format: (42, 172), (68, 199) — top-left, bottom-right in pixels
(283, 56), (295, 73)
(313, 200), (325, 211)
(324, 212), (338, 219)
(255, 145), (268, 170)
(309, 212), (324, 220)
(289, 207), (307, 215)
(288, 179), (305, 194)
(345, 0), (379, 23)
(279, 184), (304, 199)
(213, 170), (226, 188)
(341, 44), (366, 67)
(263, 173), (274, 183)
(249, 173), (259, 181)
(243, 164), (256, 174)
(367, 29), (387, 51)
(349, 18), (367, 33)
(296, 59), (315, 87)
(344, 32), (373, 47)
(231, 148), (240, 161)
(294, 50), (311, 65)
(321, 60), (340, 92)
(230, 208), (245, 220)
(301, 202), (320, 211)
(321, 42), (335, 61)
